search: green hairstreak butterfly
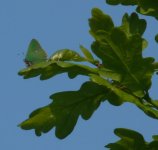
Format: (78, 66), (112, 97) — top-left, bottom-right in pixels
(24, 39), (47, 67)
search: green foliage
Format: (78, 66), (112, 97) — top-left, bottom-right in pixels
(90, 8), (154, 97)
(19, 82), (106, 138)
(90, 74), (158, 119)
(80, 45), (99, 65)
(106, 0), (158, 19)
(50, 49), (85, 62)
(155, 34), (158, 43)
(18, 7), (158, 138)
(18, 61), (98, 80)
(105, 128), (158, 150)
(136, 0), (158, 19)
(18, 1), (158, 149)
(120, 12), (146, 37)
(106, 0), (137, 5)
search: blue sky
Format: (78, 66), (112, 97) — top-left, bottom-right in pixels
(1, 0), (158, 150)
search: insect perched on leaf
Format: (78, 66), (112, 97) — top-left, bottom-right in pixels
(24, 39), (47, 67)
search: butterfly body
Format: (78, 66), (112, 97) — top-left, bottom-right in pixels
(24, 39), (47, 67)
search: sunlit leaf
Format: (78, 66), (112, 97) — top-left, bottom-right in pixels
(92, 30), (154, 97)
(19, 105), (55, 136)
(152, 135), (158, 141)
(49, 49), (85, 62)
(80, 45), (94, 61)
(18, 61), (98, 80)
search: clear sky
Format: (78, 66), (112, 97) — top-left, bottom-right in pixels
(1, 0), (158, 150)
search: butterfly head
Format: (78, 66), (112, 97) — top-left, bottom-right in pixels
(24, 59), (33, 67)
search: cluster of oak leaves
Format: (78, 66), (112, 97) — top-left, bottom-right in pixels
(18, 1), (158, 149)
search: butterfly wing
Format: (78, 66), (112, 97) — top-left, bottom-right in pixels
(25, 39), (47, 66)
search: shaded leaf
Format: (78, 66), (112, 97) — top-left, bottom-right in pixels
(148, 141), (158, 149)
(90, 74), (158, 119)
(106, 0), (138, 5)
(114, 128), (145, 143)
(120, 12), (146, 37)
(50, 81), (107, 121)
(19, 82), (107, 139)
(120, 12), (147, 49)
(106, 0), (158, 19)
(105, 128), (146, 150)
(106, 128), (158, 150)
(155, 34), (158, 43)
(136, 0), (158, 19)
(89, 8), (114, 35)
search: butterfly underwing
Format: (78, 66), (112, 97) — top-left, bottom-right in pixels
(24, 39), (47, 67)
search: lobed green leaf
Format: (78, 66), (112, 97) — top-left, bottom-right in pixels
(105, 128), (158, 150)
(120, 12), (146, 36)
(105, 128), (146, 150)
(89, 9), (154, 97)
(89, 8), (114, 35)
(18, 61), (99, 80)
(91, 29), (154, 97)
(19, 105), (55, 136)
(19, 82), (107, 138)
